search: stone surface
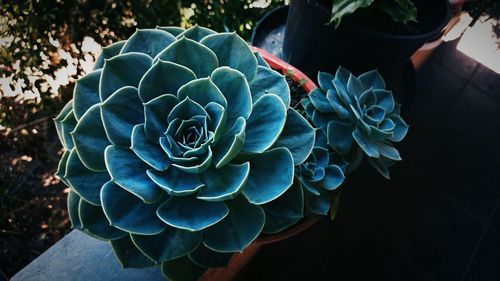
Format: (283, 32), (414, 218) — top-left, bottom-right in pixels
(11, 230), (163, 281)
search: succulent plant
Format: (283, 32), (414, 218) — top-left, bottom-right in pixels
(54, 25), (315, 280)
(302, 66), (409, 179)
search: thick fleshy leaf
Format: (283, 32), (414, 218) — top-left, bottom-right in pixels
(212, 117), (246, 169)
(100, 52), (152, 101)
(156, 26), (185, 36)
(197, 162), (250, 201)
(111, 235), (156, 269)
(302, 98), (314, 120)
(332, 77), (352, 105)
(254, 52), (270, 68)
(201, 33), (257, 81)
(261, 180), (304, 234)
(242, 94), (286, 154)
(177, 77), (227, 108)
(131, 125), (170, 171)
(388, 115), (409, 142)
(312, 110), (338, 131)
(147, 167), (204, 195)
(374, 141), (402, 161)
(359, 69), (386, 90)
(100, 181), (166, 235)
(73, 69), (102, 120)
(143, 94), (179, 142)
(327, 120), (354, 155)
(161, 257), (206, 281)
(368, 157), (392, 179)
(205, 102), (226, 144)
(105, 145), (163, 203)
(101, 86), (144, 147)
(273, 108), (315, 165)
(188, 244), (233, 268)
(167, 97), (208, 123)
(54, 101), (73, 147)
(155, 37), (218, 78)
(365, 105), (386, 125)
(177, 25), (216, 41)
(120, 29), (176, 57)
(131, 227), (202, 263)
(67, 191), (82, 229)
(309, 88), (335, 113)
(203, 196), (265, 252)
(347, 74), (364, 98)
(318, 71), (335, 91)
(318, 165), (345, 190)
(373, 89), (395, 112)
(139, 60), (196, 103)
(304, 189), (330, 216)
(249, 66), (290, 108)
(352, 127), (380, 158)
(93, 41), (125, 70)
(78, 199), (126, 240)
(65, 149), (109, 206)
(60, 110), (77, 150)
(72, 104), (110, 172)
(156, 195), (229, 231)
(56, 150), (70, 186)
(211, 67), (252, 126)
(326, 89), (351, 120)
(313, 146), (329, 167)
(171, 147), (213, 174)
(242, 147), (294, 205)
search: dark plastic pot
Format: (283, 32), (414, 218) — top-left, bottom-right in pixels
(282, 0), (451, 78)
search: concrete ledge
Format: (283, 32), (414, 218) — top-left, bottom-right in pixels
(11, 230), (163, 281)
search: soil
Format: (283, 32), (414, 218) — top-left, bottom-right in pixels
(0, 123), (70, 278)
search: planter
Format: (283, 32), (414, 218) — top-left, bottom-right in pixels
(282, 0), (451, 78)
(198, 46), (318, 281)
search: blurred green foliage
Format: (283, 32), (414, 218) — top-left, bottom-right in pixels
(0, 0), (284, 150)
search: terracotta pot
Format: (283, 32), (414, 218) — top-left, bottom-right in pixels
(198, 46), (318, 281)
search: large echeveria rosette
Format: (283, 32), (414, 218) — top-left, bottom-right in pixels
(54, 25), (315, 280)
(302, 67), (409, 179)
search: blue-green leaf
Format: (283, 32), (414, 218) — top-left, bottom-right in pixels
(78, 199), (126, 240)
(374, 141), (401, 161)
(242, 147), (294, 205)
(327, 120), (354, 155)
(60, 110), (77, 150)
(309, 88), (335, 113)
(167, 97), (208, 123)
(347, 74), (364, 98)
(211, 67), (252, 126)
(93, 41), (125, 70)
(143, 94), (179, 142)
(177, 25), (216, 42)
(161, 257), (206, 281)
(155, 37), (218, 78)
(138, 60), (196, 103)
(242, 94), (286, 154)
(201, 32), (257, 81)
(387, 115), (409, 142)
(73, 69), (101, 120)
(67, 191), (82, 229)
(101, 86), (144, 147)
(203, 196), (265, 253)
(304, 189), (330, 216)
(197, 162), (250, 202)
(120, 29), (176, 58)
(54, 100), (73, 147)
(131, 226), (202, 263)
(326, 89), (351, 120)
(261, 179), (304, 234)
(156, 26), (185, 36)
(368, 157), (392, 179)
(131, 125), (170, 171)
(352, 127), (380, 158)
(72, 104), (110, 172)
(273, 108), (315, 165)
(205, 102), (226, 144)
(318, 165), (345, 190)
(318, 71), (335, 91)
(147, 167), (204, 195)
(188, 244), (233, 268)
(359, 69), (385, 90)
(249, 66), (290, 108)
(105, 145), (163, 203)
(156, 195), (229, 231)
(100, 52), (152, 101)
(65, 149), (109, 206)
(171, 147), (213, 174)
(212, 117), (246, 169)
(254, 51), (270, 68)
(177, 77), (227, 108)
(100, 181), (167, 235)
(111, 235), (156, 269)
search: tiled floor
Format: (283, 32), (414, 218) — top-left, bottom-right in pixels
(236, 34), (500, 280)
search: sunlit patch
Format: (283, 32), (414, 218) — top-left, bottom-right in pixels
(455, 15), (500, 74)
